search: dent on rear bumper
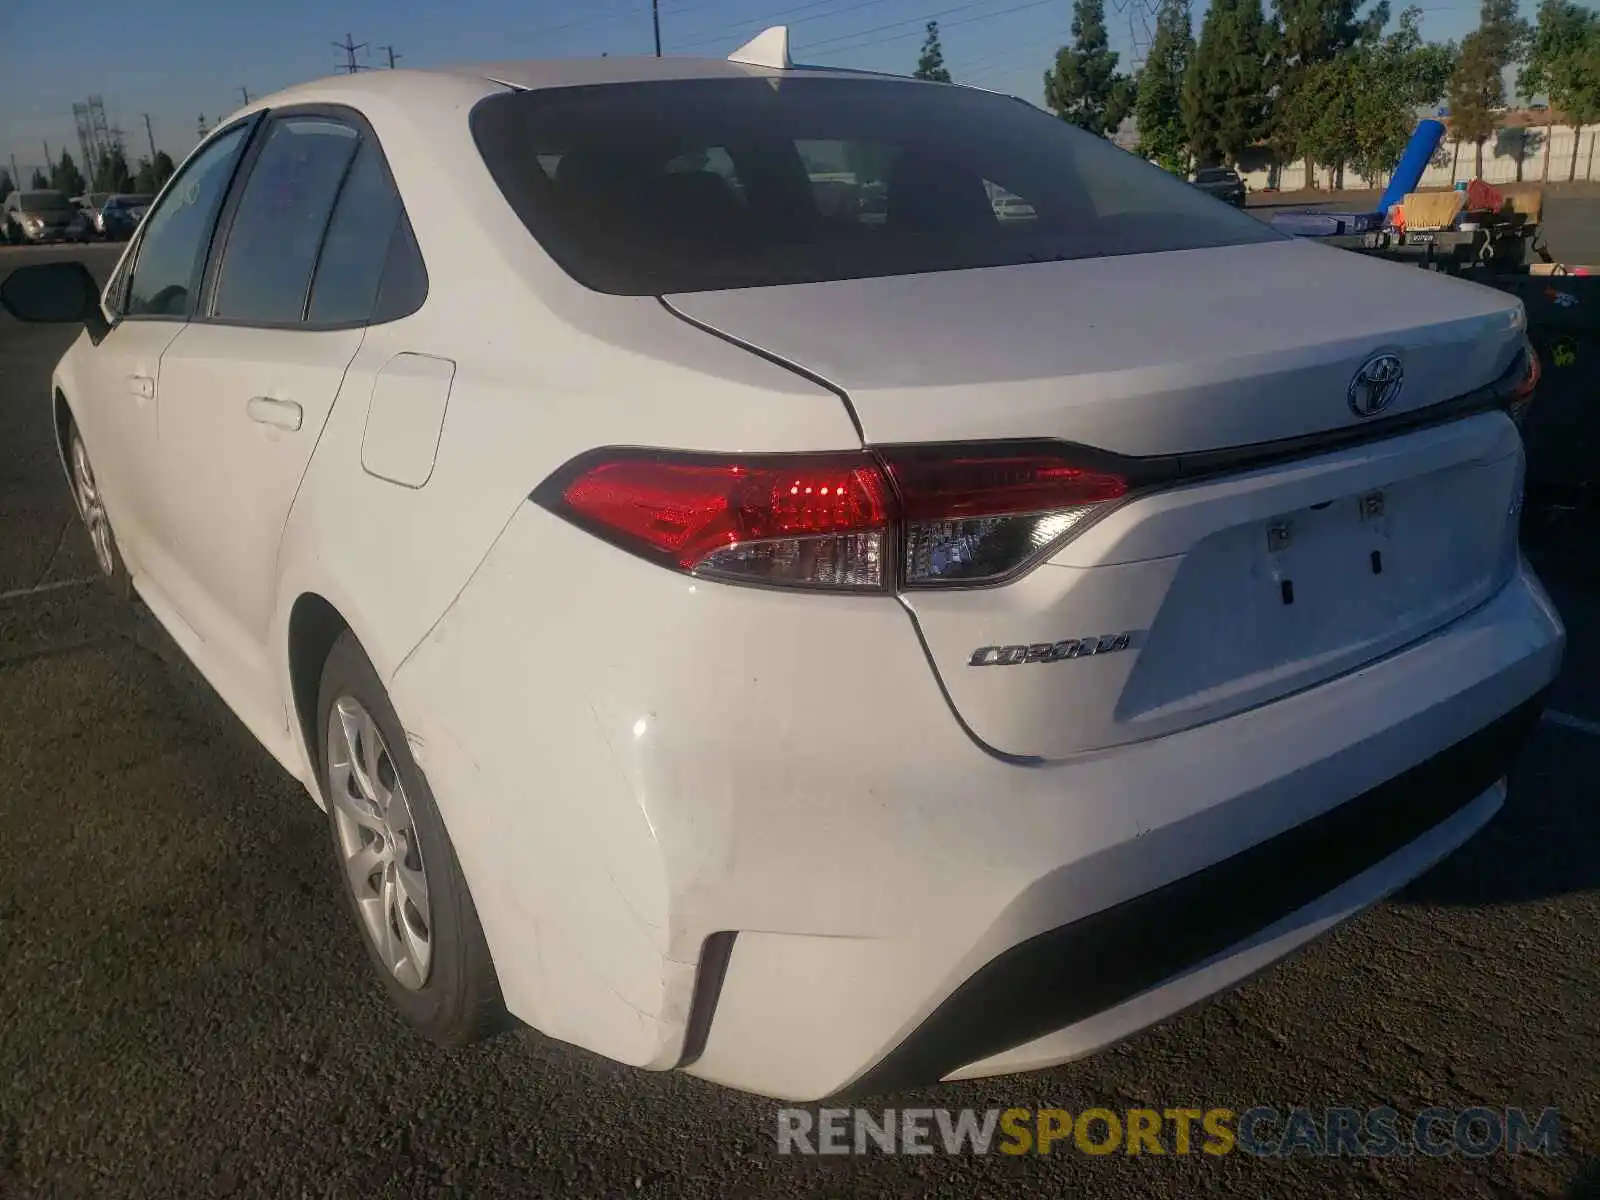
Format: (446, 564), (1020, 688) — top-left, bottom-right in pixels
(393, 502), (1562, 1095)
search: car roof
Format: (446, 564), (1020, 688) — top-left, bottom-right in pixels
(230, 52), (919, 123)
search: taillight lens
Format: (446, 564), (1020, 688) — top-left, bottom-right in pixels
(536, 445), (1127, 591)
(879, 447), (1128, 586)
(1509, 337), (1540, 426)
(547, 452), (894, 589)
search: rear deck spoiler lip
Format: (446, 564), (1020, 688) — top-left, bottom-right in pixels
(866, 344), (1531, 493)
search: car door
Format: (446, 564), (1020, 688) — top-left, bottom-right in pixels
(150, 110), (398, 722)
(71, 120), (255, 581)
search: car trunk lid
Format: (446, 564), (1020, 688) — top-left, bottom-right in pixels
(665, 239), (1529, 759)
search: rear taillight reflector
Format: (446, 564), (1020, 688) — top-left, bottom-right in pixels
(1509, 337), (1540, 425)
(536, 445), (1127, 591)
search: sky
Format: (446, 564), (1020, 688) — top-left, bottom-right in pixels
(0, 0), (1524, 185)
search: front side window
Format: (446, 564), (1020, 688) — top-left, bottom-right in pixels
(125, 123), (251, 318)
(211, 117), (361, 325)
(472, 78), (1281, 295)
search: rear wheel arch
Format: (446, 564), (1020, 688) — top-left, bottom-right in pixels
(288, 592), (351, 785)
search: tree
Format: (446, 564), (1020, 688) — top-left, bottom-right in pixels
(1137, 0), (1196, 171)
(151, 151), (176, 189)
(50, 150), (86, 199)
(914, 20), (952, 82)
(1272, 0), (1393, 184)
(0, 169), (12, 200)
(1185, 0), (1273, 166)
(1521, 0), (1600, 179)
(1281, 7), (1454, 186)
(30, 168), (48, 190)
(92, 147), (134, 194)
(1446, 0), (1530, 178)
(1045, 0), (1137, 135)
(1447, 33), (1501, 178)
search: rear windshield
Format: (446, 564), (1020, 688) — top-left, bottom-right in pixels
(20, 191), (72, 213)
(109, 195), (153, 209)
(1195, 168), (1237, 183)
(471, 77), (1281, 295)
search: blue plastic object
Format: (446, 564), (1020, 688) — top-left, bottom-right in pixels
(1379, 119), (1446, 214)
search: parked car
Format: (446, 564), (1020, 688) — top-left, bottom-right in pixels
(73, 192), (111, 234)
(2, 189), (89, 243)
(1192, 166), (1247, 206)
(0, 33), (1562, 1103)
(97, 193), (154, 240)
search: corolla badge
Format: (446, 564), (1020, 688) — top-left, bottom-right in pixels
(1348, 353), (1405, 417)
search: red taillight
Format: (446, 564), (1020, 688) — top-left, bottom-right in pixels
(879, 448), (1127, 586)
(1509, 338), (1540, 425)
(551, 453), (895, 589)
(538, 445), (1127, 591)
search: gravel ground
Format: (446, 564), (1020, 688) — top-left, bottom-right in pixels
(1, 242), (1597, 1200)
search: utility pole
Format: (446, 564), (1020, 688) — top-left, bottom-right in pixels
(652, 0), (661, 56)
(198, 114), (209, 139)
(334, 33), (369, 74)
(144, 114), (157, 161)
(379, 45), (401, 69)
(42, 140), (52, 172)
(239, 86), (251, 105)
(8, 155), (18, 192)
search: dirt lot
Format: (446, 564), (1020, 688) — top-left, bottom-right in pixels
(1, 243), (1597, 1199)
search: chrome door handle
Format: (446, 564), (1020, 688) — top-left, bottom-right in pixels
(126, 374), (154, 399)
(245, 396), (303, 431)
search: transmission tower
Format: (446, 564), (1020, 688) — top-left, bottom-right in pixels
(379, 45), (401, 69)
(334, 33), (370, 74)
(72, 104), (96, 176)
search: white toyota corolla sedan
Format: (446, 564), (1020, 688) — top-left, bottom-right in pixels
(0, 29), (1565, 1101)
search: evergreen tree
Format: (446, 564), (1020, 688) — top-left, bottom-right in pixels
(50, 150), (86, 198)
(0, 169), (15, 201)
(1137, 0), (1196, 171)
(1045, 0), (1137, 135)
(151, 151), (177, 189)
(1185, 0), (1273, 166)
(29, 168), (48, 190)
(92, 147), (134, 194)
(914, 20), (953, 82)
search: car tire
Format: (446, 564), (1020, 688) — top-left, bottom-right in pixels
(316, 631), (512, 1047)
(66, 421), (132, 601)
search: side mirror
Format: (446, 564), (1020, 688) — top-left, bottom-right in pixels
(0, 261), (109, 343)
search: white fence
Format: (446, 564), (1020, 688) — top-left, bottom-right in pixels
(1238, 122), (1600, 193)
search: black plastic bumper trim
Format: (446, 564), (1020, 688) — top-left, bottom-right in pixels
(836, 689), (1548, 1100)
(676, 931), (736, 1069)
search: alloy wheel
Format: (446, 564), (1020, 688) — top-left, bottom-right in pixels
(70, 433), (116, 579)
(327, 695), (433, 990)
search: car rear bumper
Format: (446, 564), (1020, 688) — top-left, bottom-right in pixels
(390, 503), (1563, 1100)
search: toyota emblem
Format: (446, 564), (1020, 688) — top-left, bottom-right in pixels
(1348, 353), (1404, 417)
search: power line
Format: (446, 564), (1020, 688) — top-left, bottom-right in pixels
(671, 0), (896, 52)
(815, 0), (1060, 59)
(801, 0), (996, 54)
(334, 33), (370, 74)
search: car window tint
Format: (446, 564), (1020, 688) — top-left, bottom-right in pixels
(126, 124), (250, 318)
(472, 79), (1281, 295)
(211, 118), (360, 325)
(371, 214), (428, 323)
(307, 140), (402, 325)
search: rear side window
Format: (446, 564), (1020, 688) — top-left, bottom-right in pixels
(211, 117), (360, 325)
(471, 78), (1280, 295)
(307, 140), (404, 324)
